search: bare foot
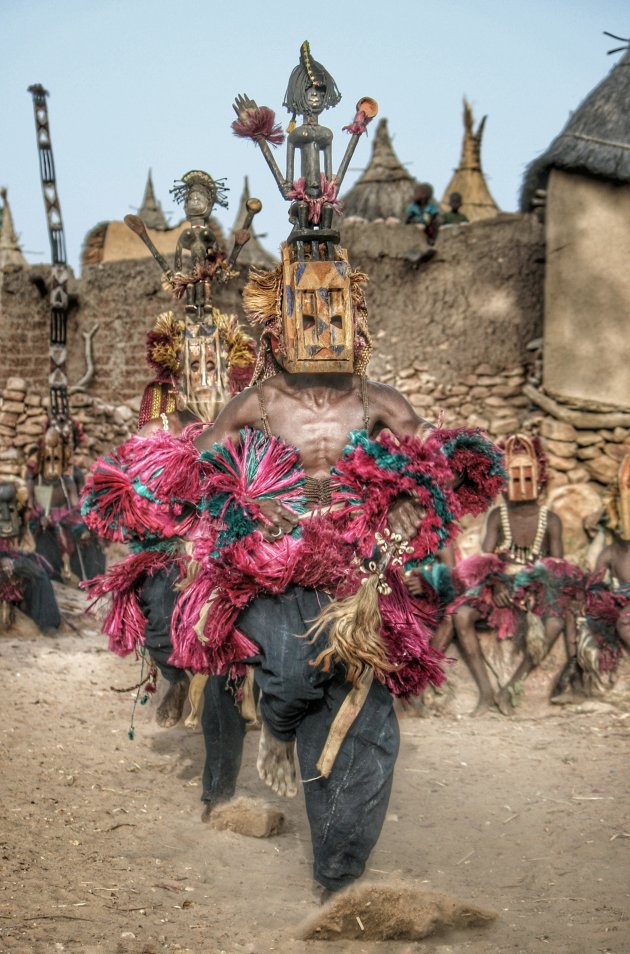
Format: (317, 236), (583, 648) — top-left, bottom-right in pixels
(470, 694), (496, 717)
(495, 686), (518, 716)
(200, 801), (215, 823)
(256, 722), (297, 798)
(156, 675), (189, 728)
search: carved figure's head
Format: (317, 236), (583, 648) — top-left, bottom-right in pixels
(283, 41), (342, 118)
(170, 170), (229, 221)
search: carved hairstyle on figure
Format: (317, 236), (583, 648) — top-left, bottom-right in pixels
(502, 434), (548, 502)
(169, 170), (229, 211)
(283, 40), (342, 118)
(242, 255), (372, 382)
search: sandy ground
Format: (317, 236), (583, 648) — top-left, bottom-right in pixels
(1, 584), (629, 954)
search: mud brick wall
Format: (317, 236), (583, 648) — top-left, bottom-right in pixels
(342, 212), (545, 383)
(1, 213), (626, 539)
(0, 265), (51, 398)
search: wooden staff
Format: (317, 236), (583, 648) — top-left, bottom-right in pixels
(124, 214), (173, 278)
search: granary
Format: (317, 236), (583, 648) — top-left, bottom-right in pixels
(0, 189), (27, 269)
(521, 47), (630, 411)
(227, 178), (276, 269)
(340, 118), (417, 222)
(440, 99), (499, 222)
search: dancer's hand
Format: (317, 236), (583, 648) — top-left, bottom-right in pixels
(388, 495), (426, 541)
(403, 569), (425, 597)
(492, 581), (512, 608)
(256, 498), (298, 543)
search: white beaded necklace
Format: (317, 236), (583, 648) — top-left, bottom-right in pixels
(498, 501), (548, 565)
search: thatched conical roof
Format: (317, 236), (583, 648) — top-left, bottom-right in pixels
(340, 119), (416, 221)
(228, 177), (276, 267)
(0, 188), (27, 268)
(138, 170), (169, 231)
(521, 48), (630, 209)
(441, 100), (499, 221)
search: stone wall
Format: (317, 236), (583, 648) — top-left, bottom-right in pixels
(378, 355), (629, 562)
(0, 375), (136, 485)
(0, 265), (52, 399)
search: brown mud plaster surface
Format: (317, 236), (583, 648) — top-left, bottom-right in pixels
(0, 584), (628, 954)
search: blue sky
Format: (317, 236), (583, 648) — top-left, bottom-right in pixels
(1, 0), (627, 271)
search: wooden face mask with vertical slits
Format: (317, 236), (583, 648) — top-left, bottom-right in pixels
(505, 434), (540, 502)
(280, 245), (354, 374)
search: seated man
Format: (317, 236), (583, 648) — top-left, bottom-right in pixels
(449, 434), (581, 715)
(0, 480), (60, 634)
(441, 192), (469, 226)
(584, 455), (630, 676)
(405, 183), (441, 243)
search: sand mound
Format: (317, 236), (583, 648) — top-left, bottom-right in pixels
(208, 797), (285, 838)
(298, 882), (497, 941)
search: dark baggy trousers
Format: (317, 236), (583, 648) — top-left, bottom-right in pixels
(238, 585), (400, 893)
(201, 674), (248, 804)
(140, 565), (187, 685)
(139, 566), (246, 804)
(70, 535), (106, 582)
(35, 526), (105, 585)
(35, 529), (64, 583)
(15, 555), (61, 632)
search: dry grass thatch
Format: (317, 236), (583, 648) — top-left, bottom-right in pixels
(138, 170), (169, 231)
(341, 118), (417, 222)
(0, 189), (27, 268)
(521, 49), (630, 209)
(80, 221), (109, 268)
(440, 99), (499, 222)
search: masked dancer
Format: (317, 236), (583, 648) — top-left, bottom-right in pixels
(82, 169), (260, 818)
(449, 434), (583, 715)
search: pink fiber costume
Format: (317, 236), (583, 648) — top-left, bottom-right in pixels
(107, 417), (504, 892)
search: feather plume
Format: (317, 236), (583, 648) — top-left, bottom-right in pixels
(231, 106), (285, 146)
(145, 311), (184, 379)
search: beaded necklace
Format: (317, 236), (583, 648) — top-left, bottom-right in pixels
(498, 501), (548, 565)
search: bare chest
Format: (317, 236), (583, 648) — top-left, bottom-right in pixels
(262, 389), (368, 477)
